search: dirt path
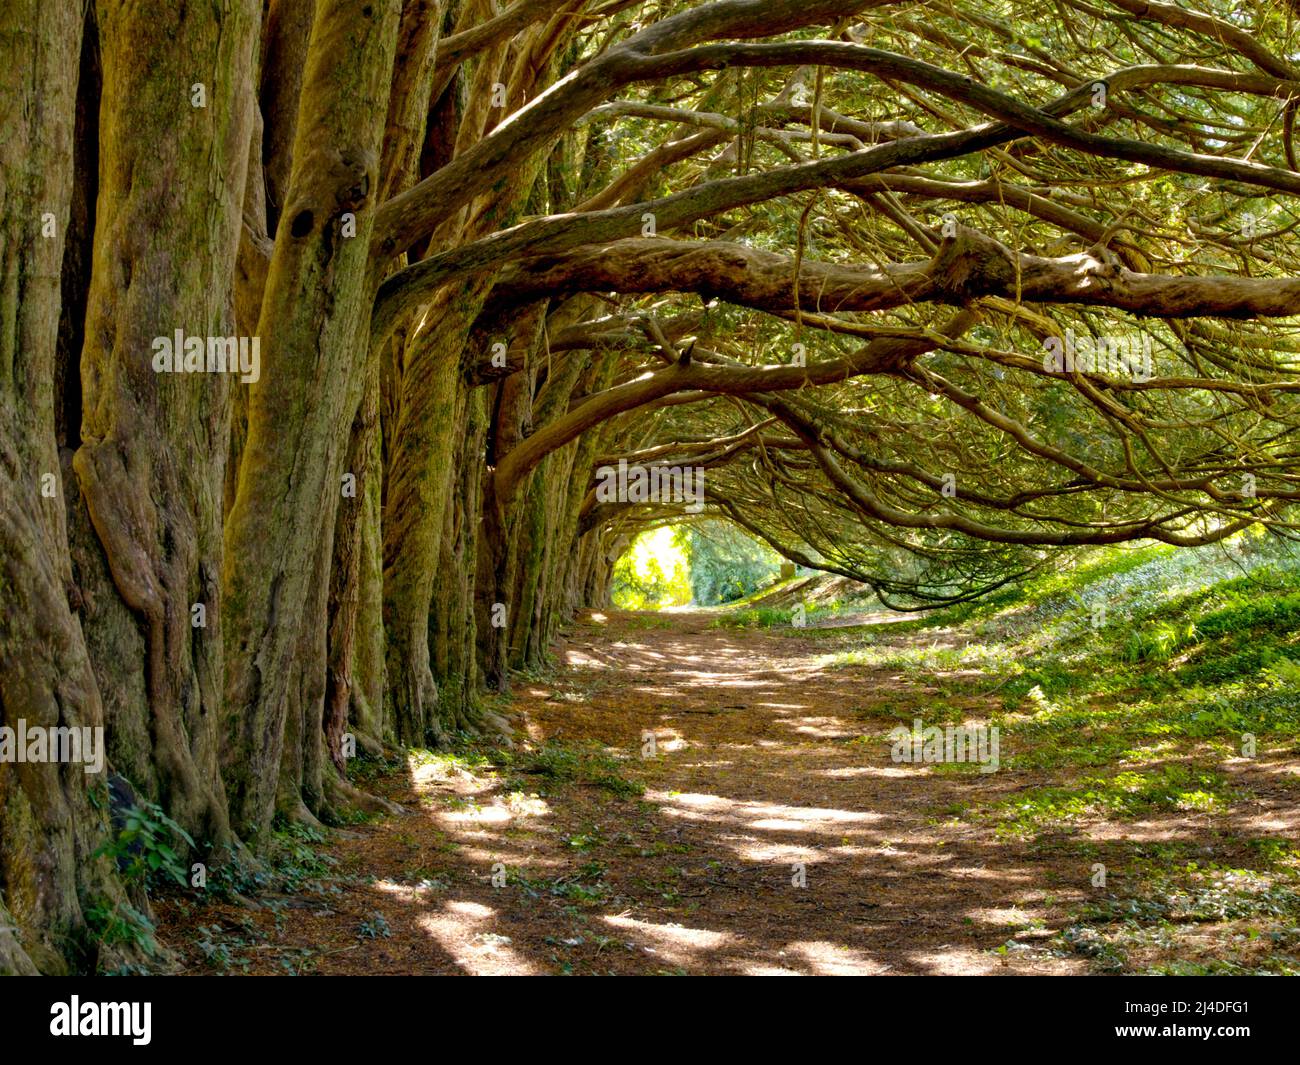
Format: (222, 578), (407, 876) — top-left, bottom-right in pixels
(162, 609), (1098, 974)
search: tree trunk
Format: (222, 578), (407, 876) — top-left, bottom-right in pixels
(69, 0), (258, 853)
(382, 285), (481, 745)
(0, 0), (140, 975)
(222, 0), (400, 842)
(326, 355), (383, 763)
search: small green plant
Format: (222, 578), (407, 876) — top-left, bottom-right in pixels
(265, 819), (338, 893)
(564, 830), (607, 851)
(195, 923), (249, 973)
(356, 911), (392, 939)
(505, 740), (644, 798)
(95, 799), (195, 889)
(990, 764), (1232, 835)
(85, 899), (159, 958)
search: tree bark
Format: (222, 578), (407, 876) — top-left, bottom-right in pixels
(69, 0), (258, 852)
(0, 0), (141, 975)
(223, 0), (400, 842)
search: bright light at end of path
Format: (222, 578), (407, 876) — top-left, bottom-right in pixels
(613, 525), (691, 608)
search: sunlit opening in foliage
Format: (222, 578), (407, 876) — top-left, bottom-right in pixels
(611, 527), (692, 609)
(611, 522), (781, 609)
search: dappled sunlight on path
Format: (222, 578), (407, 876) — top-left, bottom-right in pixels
(159, 608), (1298, 975)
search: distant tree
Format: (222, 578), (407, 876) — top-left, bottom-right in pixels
(687, 522), (781, 605)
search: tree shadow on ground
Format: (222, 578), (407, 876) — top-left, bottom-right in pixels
(156, 610), (1300, 975)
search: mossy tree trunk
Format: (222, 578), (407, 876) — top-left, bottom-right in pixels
(382, 285), (485, 746)
(69, 0), (258, 853)
(222, 0), (400, 842)
(0, 0), (144, 975)
(430, 384), (489, 732)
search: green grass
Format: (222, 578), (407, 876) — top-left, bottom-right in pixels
(709, 606), (797, 628)
(802, 536), (1300, 972)
(989, 764), (1234, 837)
(825, 538), (1300, 748)
(708, 601), (862, 629)
(500, 740), (645, 799)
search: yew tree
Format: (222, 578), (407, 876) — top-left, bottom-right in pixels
(2, 0), (1298, 972)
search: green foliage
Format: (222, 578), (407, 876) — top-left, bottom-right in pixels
(508, 860), (611, 906)
(1194, 589), (1300, 639)
(1121, 620), (1196, 663)
(504, 740), (644, 798)
(94, 799), (194, 889)
(710, 606), (793, 628)
(202, 818), (340, 901)
(264, 819), (338, 893)
(611, 522), (783, 608)
(356, 912), (392, 940)
(1056, 864), (1300, 975)
(685, 521), (780, 605)
(611, 526), (692, 608)
(991, 765), (1232, 835)
(194, 923), (250, 973)
(814, 535), (1300, 973)
(85, 899), (159, 960)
